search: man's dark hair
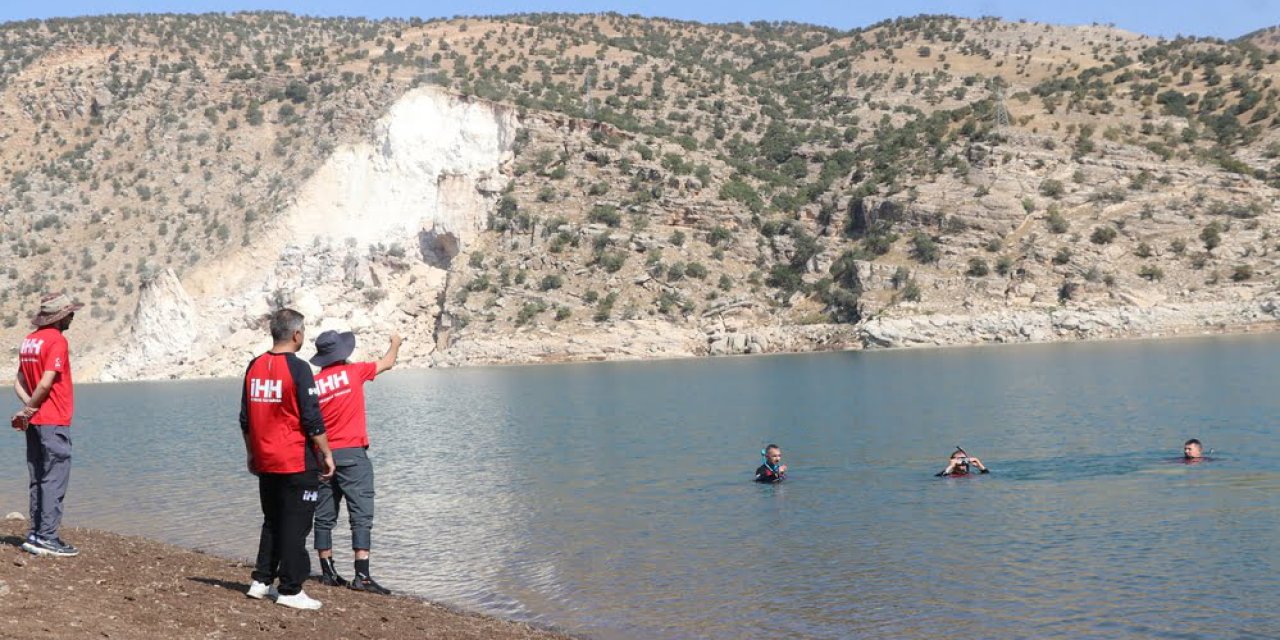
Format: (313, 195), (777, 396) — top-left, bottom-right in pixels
(1184, 438), (1201, 447)
(269, 308), (305, 343)
(764, 444), (780, 453)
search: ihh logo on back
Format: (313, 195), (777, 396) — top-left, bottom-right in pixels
(316, 370), (350, 396)
(250, 378), (283, 401)
(20, 339), (43, 356)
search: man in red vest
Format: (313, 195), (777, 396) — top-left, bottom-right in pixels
(240, 308), (335, 610)
(12, 293), (83, 558)
(309, 329), (401, 594)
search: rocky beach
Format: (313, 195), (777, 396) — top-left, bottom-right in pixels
(0, 519), (571, 640)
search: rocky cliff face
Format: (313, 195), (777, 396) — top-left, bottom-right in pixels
(94, 88), (518, 380)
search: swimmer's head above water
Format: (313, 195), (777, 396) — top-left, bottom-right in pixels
(754, 444), (787, 482)
(1183, 439), (1204, 460)
(938, 447), (988, 476)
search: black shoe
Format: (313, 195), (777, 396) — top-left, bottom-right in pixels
(319, 572), (348, 587)
(24, 536), (79, 557)
(349, 575), (391, 595)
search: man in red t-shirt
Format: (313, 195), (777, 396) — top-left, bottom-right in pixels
(308, 329), (401, 595)
(240, 308), (336, 610)
(11, 293), (83, 558)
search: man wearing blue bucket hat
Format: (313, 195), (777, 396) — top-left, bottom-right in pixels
(309, 328), (401, 595)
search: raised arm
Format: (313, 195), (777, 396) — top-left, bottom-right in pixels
(375, 333), (402, 375)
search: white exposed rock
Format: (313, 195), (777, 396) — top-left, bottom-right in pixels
(4, 512), (24, 521)
(99, 88), (518, 381)
(102, 269), (202, 381)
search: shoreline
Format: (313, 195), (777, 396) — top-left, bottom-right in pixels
(0, 519), (574, 640)
(2, 319), (1275, 388)
(55, 318), (1280, 385)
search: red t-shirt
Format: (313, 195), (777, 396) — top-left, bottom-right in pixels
(314, 362), (378, 450)
(241, 352), (324, 474)
(17, 327), (74, 426)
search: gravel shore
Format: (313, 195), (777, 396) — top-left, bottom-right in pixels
(0, 520), (572, 640)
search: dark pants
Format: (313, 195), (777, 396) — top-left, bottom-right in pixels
(26, 425), (72, 540)
(252, 471), (319, 596)
(314, 447), (375, 551)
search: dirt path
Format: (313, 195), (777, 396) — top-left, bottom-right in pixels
(0, 520), (573, 640)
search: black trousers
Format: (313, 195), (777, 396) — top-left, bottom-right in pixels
(252, 471), (320, 595)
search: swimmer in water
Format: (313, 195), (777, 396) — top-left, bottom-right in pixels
(754, 444), (787, 483)
(1183, 438), (1206, 462)
(936, 447), (989, 477)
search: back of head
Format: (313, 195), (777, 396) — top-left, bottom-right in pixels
(269, 308), (305, 343)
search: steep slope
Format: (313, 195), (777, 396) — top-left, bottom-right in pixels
(0, 13), (1276, 380)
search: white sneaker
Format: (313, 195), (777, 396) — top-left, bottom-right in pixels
(246, 580), (279, 600)
(275, 590), (322, 610)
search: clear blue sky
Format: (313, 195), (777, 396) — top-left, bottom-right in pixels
(1, 1), (1276, 40)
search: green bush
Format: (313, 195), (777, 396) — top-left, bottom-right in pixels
(539, 275), (564, 291)
(593, 292), (618, 322)
(1090, 226), (1117, 244)
(996, 255), (1014, 275)
(1201, 222), (1223, 250)
(1046, 208), (1069, 234)
(589, 204), (622, 227)
(719, 179), (763, 213)
(1138, 264), (1164, 281)
(902, 280), (922, 302)
(707, 226), (733, 246)
(765, 263), (804, 295)
(966, 257), (990, 277)
(911, 232), (939, 264)
(597, 251), (627, 273)
(516, 300), (548, 326)
(1039, 179), (1065, 198)
(667, 262), (686, 281)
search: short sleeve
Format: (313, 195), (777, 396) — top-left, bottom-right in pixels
(44, 337), (69, 373)
(359, 361), (378, 382)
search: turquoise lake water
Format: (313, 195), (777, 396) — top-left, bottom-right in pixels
(4, 334), (1280, 638)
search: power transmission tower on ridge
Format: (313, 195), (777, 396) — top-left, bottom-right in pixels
(994, 87), (1011, 129)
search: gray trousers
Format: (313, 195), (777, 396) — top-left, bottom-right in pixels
(26, 425), (72, 540)
(314, 447), (375, 551)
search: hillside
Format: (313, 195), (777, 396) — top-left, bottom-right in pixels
(0, 12), (1277, 380)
